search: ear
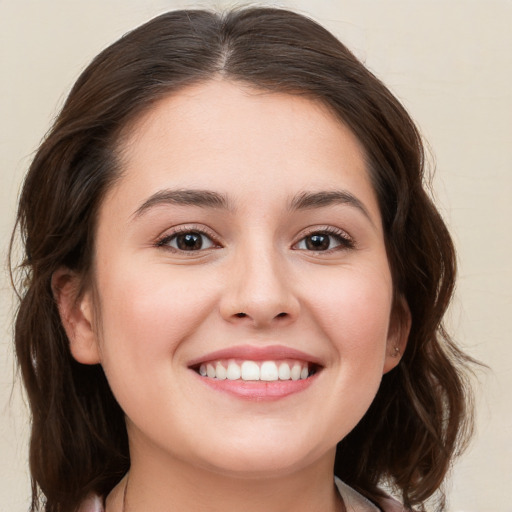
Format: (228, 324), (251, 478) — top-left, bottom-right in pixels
(383, 296), (411, 374)
(51, 267), (101, 365)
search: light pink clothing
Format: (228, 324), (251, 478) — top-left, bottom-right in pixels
(77, 478), (408, 511)
(335, 478), (408, 511)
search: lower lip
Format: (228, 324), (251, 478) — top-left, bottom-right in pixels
(193, 372), (319, 401)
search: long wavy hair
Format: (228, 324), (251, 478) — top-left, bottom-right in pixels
(11, 7), (475, 512)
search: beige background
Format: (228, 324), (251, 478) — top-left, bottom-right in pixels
(1, 1), (510, 510)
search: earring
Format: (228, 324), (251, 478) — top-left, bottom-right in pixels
(393, 346), (400, 358)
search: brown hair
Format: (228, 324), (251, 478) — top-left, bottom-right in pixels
(11, 7), (475, 512)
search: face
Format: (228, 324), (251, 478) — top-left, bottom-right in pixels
(65, 80), (406, 479)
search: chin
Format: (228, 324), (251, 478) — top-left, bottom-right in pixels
(189, 431), (331, 479)
(200, 453), (317, 480)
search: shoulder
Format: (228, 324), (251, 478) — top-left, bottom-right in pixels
(79, 480), (410, 512)
(76, 493), (105, 512)
(335, 477), (410, 512)
(376, 495), (411, 512)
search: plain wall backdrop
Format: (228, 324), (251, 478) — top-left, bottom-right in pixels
(1, 1), (510, 510)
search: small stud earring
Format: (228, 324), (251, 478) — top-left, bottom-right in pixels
(393, 346), (400, 358)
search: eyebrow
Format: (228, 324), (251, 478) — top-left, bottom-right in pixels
(289, 190), (373, 222)
(132, 187), (373, 224)
(133, 189), (231, 218)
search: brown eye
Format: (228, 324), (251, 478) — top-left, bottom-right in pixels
(306, 233), (331, 251)
(295, 230), (353, 252)
(304, 233), (330, 251)
(162, 231), (216, 251)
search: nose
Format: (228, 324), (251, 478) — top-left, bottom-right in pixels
(219, 243), (300, 328)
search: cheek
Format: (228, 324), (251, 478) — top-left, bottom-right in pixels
(92, 263), (222, 427)
(95, 262), (218, 366)
(290, 266), (394, 444)
(305, 266), (393, 362)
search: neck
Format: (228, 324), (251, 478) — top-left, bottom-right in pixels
(106, 439), (341, 512)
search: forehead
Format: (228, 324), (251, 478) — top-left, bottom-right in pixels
(108, 79), (380, 221)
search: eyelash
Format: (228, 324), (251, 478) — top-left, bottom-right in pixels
(156, 225), (221, 253)
(293, 226), (355, 252)
(155, 226), (355, 253)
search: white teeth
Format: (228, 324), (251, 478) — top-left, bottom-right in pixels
(241, 361), (260, 381)
(278, 362), (291, 380)
(206, 363), (216, 378)
(215, 362), (227, 380)
(290, 363), (301, 381)
(197, 360), (312, 381)
(226, 361), (241, 380)
(260, 361), (279, 381)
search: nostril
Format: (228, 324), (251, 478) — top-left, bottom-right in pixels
(235, 312), (247, 318)
(276, 312), (288, 318)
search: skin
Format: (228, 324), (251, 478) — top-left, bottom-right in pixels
(54, 80), (409, 511)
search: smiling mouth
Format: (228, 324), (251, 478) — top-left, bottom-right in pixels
(192, 359), (320, 382)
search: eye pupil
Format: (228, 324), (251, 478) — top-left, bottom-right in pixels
(306, 234), (330, 250)
(177, 232), (202, 250)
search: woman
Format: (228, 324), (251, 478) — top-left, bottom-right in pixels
(11, 7), (475, 512)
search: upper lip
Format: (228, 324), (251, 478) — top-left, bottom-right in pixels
(187, 344), (323, 368)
